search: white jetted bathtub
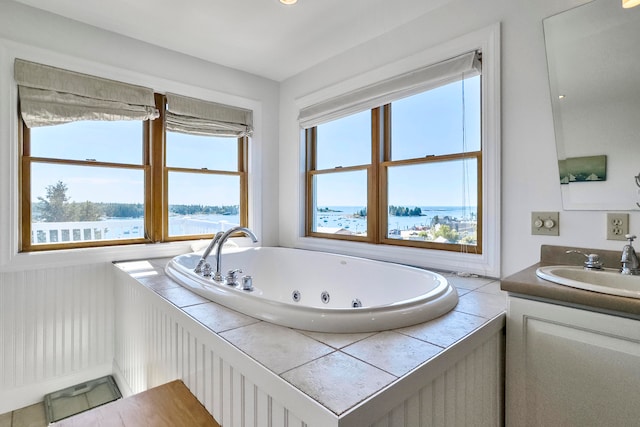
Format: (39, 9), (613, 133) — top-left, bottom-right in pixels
(165, 246), (458, 333)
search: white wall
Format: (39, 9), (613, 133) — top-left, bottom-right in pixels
(0, 2), (280, 260)
(279, 0), (639, 278)
(1, 0), (638, 412)
(0, 0), (279, 411)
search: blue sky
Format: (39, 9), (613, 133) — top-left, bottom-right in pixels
(315, 76), (480, 207)
(31, 122), (240, 205)
(30, 76), (479, 208)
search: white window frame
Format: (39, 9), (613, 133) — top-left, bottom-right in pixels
(293, 24), (501, 277)
(0, 40), (263, 271)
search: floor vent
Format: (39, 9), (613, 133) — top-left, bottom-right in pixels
(44, 375), (122, 423)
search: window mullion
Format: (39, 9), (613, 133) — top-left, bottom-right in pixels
(382, 105), (391, 162)
(150, 93), (165, 242)
(370, 107), (382, 243)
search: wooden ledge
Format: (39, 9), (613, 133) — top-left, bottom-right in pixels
(55, 380), (220, 427)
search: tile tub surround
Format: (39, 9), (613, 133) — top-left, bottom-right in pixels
(114, 257), (506, 420)
(502, 245), (640, 317)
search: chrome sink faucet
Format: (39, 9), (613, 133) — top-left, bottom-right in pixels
(620, 234), (640, 276)
(213, 226), (258, 282)
(565, 250), (603, 270)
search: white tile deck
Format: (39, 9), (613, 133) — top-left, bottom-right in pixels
(220, 321), (335, 374)
(114, 257), (507, 416)
(341, 331), (443, 377)
(281, 352), (397, 415)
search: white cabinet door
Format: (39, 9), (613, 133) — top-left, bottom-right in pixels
(506, 296), (640, 427)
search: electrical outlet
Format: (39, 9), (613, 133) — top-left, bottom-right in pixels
(607, 213), (629, 240)
(531, 212), (559, 236)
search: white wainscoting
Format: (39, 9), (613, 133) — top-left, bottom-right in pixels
(0, 262), (115, 414)
(113, 269), (324, 426)
(363, 334), (503, 427)
(114, 267), (504, 427)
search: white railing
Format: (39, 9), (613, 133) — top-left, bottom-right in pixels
(167, 217), (238, 237)
(31, 217), (239, 244)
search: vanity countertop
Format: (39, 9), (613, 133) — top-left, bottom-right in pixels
(501, 245), (640, 317)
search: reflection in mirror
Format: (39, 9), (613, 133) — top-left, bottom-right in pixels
(544, 0), (640, 210)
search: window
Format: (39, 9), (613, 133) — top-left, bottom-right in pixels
(304, 52), (482, 253)
(23, 121), (147, 248)
(165, 130), (248, 239)
(16, 60), (252, 251)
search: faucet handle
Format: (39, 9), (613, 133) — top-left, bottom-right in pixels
(241, 275), (253, 291)
(625, 234), (637, 244)
(565, 250), (603, 270)
(225, 268), (242, 285)
(202, 263), (212, 277)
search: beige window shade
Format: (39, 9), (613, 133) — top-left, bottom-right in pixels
(299, 50), (481, 128)
(166, 93), (253, 138)
(15, 59), (159, 128)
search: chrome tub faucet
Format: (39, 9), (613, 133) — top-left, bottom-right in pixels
(213, 226), (258, 282)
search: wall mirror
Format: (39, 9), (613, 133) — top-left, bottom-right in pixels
(544, 0), (640, 210)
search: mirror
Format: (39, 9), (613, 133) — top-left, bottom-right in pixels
(544, 0), (640, 210)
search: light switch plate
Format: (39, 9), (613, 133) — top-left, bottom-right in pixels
(531, 211), (559, 236)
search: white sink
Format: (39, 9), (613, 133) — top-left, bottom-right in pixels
(536, 265), (640, 299)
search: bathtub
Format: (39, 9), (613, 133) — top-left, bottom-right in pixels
(165, 246), (458, 333)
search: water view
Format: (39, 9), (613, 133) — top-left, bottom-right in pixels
(31, 201), (476, 246)
(314, 205), (477, 245)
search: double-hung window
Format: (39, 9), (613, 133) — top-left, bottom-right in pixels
(16, 60), (252, 251)
(303, 51), (482, 253)
(23, 119), (148, 248)
(163, 93), (250, 239)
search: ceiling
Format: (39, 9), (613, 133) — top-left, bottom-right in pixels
(13, 0), (450, 82)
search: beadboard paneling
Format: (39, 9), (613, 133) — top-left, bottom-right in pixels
(113, 274), (312, 426)
(367, 333), (503, 427)
(0, 262), (115, 413)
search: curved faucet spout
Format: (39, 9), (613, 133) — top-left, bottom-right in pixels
(214, 226), (258, 282)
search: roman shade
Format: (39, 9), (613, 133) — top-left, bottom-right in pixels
(166, 93), (253, 138)
(14, 59), (159, 128)
(299, 50), (481, 128)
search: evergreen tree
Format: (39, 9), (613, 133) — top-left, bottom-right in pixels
(36, 181), (105, 222)
(37, 181), (70, 222)
(388, 205), (422, 217)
